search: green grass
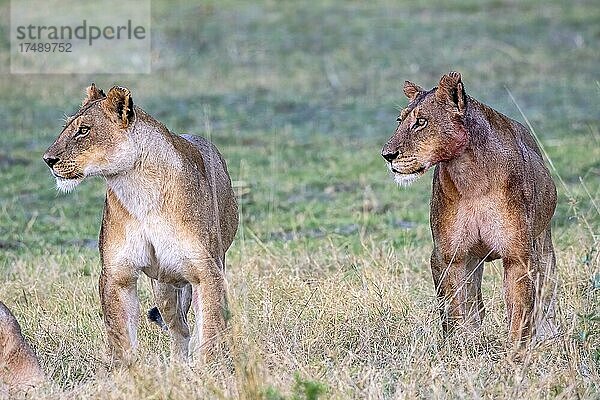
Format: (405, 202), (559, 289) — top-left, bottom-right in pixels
(0, 0), (599, 398)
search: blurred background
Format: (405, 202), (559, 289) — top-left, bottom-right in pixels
(0, 0), (598, 398)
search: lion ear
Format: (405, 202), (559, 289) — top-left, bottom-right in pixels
(102, 86), (134, 128)
(436, 71), (466, 114)
(82, 83), (106, 106)
(403, 81), (424, 101)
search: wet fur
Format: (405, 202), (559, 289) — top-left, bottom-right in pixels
(381, 72), (557, 344)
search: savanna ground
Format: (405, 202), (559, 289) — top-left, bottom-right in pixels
(0, 0), (599, 398)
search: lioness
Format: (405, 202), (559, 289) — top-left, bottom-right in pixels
(0, 302), (45, 389)
(381, 72), (557, 343)
(43, 85), (238, 362)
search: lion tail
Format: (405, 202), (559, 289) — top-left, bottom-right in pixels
(147, 307), (167, 331)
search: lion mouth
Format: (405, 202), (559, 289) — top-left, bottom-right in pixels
(389, 162), (428, 175)
(50, 168), (84, 180)
(391, 165), (426, 175)
(387, 162), (430, 186)
(51, 171), (66, 179)
(52, 172), (76, 180)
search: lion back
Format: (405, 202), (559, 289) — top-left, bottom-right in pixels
(180, 134), (239, 253)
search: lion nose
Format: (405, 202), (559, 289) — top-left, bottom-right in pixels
(381, 150), (399, 162)
(43, 155), (60, 168)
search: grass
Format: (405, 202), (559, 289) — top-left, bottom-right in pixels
(0, 0), (599, 398)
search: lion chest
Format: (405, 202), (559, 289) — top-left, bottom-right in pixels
(443, 195), (512, 260)
(109, 214), (202, 287)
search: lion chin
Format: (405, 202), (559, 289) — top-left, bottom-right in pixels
(393, 172), (421, 186)
(55, 177), (83, 193)
(387, 163), (425, 186)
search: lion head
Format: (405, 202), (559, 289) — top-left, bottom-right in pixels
(43, 84), (137, 192)
(381, 71), (469, 185)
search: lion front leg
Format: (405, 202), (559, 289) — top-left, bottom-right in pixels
(464, 256), (485, 328)
(431, 248), (483, 335)
(99, 266), (140, 364)
(188, 257), (228, 363)
(503, 255), (535, 344)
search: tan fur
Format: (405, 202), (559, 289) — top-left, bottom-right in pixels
(43, 85), (239, 363)
(381, 72), (558, 344)
(0, 302), (45, 390)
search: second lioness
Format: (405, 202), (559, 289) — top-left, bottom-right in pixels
(43, 85), (238, 362)
(381, 72), (557, 344)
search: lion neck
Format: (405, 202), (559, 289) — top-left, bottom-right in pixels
(437, 99), (508, 197)
(105, 108), (183, 218)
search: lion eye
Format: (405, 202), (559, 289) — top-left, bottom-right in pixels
(75, 126), (90, 139)
(413, 118), (427, 129)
